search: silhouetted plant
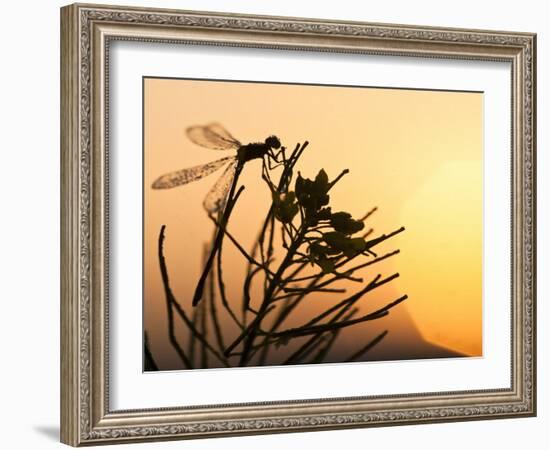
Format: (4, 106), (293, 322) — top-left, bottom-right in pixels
(151, 140), (407, 369)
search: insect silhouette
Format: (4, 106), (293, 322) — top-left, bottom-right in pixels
(152, 123), (282, 306)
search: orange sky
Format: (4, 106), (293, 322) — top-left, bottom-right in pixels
(143, 77), (483, 370)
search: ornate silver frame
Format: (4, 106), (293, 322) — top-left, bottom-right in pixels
(60, 3), (536, 446)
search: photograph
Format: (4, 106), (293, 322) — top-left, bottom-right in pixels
(143, 77), (483, 371)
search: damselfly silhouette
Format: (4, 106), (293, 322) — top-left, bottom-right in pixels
(152, 123), (282, 306)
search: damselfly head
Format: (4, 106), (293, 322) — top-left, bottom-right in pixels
(265, 135), (281, 149)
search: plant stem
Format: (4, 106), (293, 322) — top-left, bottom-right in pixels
(345, 330), (388, 362)
(359, 206), (378, 222)
(308, 309), (357, 364)
(273, 295), (408, 339)
(210, 214), (275, 276)
(216, 240), (244, 330)
(208, 264), (225, 353)
(192, 163), (244, 306)
(144, 331), (159, 371)
(240, 227), (307, 365)
(281, 275), (400, 364)
(158, 225), (193, 369)
(226, 227), (307, 362)
(200, 295), (208, 368)
(243, 142), (309, 306)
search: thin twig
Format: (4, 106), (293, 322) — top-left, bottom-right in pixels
(160, 232), (228, 367)
(359, 207), (378, 222)
(237, 227), (307, 365)
(210, 214), (275, 276)
(364, 227), (405, 250)
(192, 173), (245, 306)
(241, 142), (308, 325)
(282, 287), (346, 294)
(305, 273), (399, 327)
(158, 225), (193, 369)
(243, 266), (264, 312)
(327, 169), (349, 191)
(271, 295), (407, 339)
(362, 228), (374, 239)
(308, 309), (357, 364)
(188, 294), (199, 364)
(281, 279), (402, 365)
(208, 261), (225, 353)
(259, 247), (396, 360)
(319, 250), (401, 287)
(224, 301), (279, 358)
(199, 295), (208, 368)
(170, 299), (229, 367)
(345, 330), (388, 362)
(144, 331), (159, 371)
(257, 262), (326, 364)
(281, 279), (374, 366)
(216, 237), (244, 330)
(334, 249), (400, 272)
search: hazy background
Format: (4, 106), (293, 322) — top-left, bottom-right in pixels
(144, 77), (482, 370)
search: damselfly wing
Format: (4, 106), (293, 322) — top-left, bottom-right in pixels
(187, 123), (242, 150)
(151, 123), (244, 214)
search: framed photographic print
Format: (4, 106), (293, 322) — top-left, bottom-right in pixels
(60, 3), (536, 446)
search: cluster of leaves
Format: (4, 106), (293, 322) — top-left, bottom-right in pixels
(272, 169), (370, 274)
